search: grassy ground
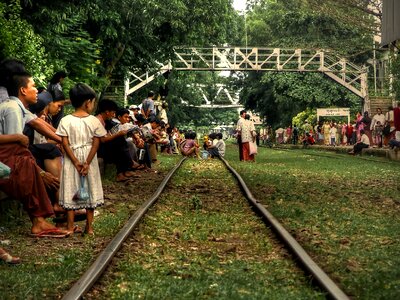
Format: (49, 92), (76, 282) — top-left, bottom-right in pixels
(91, 159), (324, 299)
(0, 143), (399, 299)
(0, 156), (180, 299)
(225, 143), (400, 299)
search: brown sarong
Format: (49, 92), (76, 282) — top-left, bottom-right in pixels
(0, 143), (54, 218)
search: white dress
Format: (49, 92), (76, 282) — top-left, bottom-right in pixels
(56, 115), (107, 210)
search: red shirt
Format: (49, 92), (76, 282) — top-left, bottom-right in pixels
(394, 107), (400, 131)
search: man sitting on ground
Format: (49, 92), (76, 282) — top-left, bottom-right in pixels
(207, 132), (226, 158)
(349, 129), (370, 155)
(0, 65), (68, 237)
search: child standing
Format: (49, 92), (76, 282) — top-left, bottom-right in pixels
(374, 121), (384, 147)
(329, 124), (337, 146)
(56, 83), (107, 235)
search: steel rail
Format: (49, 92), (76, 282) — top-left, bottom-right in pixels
(62, 157), (187, 300)
(220, 157), (350, 300)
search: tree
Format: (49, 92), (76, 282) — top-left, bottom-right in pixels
(0, 0), (50, 83)
(236, 0), (374, 128)
(19, 0), (243, 92)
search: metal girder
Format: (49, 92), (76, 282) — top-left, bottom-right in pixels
(125, 47), (369, 110)
(196, 84), (240, 106)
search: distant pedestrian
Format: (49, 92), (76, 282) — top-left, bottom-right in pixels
(394, 102), (400, 141)
(329, 124), (337, 146)
(236, 110), (246, 161)
(241, 114), (256, 161)
(383, 106), (394, 146)
(292, 124), (299, 145)
(141, 91), (155, 120)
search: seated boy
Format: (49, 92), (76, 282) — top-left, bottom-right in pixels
(207, 133), (226, 158)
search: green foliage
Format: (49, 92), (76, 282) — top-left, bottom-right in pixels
(391, 53), (400, 101)
(238, 0), (373, 129)
(0, 0), (51, 82)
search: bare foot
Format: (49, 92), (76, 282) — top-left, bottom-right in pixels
(31, 217), (57, 234)
(53, 203), (66, 215)
(31, 217), (67, 234)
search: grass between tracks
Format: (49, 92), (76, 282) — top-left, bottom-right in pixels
(224, 144), (400, 299)
(93, 159), (324, 299)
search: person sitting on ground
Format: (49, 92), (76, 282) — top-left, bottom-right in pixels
(157, 121), (171, 153)
(349, 129), (370, 155)
(207, 132), (226, 158)
(166, 126), (177, 154)
(47, 71), (68, 128)
(96, 99), (140, 182)
(128, 104), (140, 124)
(0, 69), (67, 237)
(388, 138), (400, 150)
(180, 131), (200, 157)
(203, 134), (211, 151)
(0, 59), (62, 143)
(0, 161), (21, 264)
(115, 108), (141, 164)
(24, 91), (64, 214)
(171, 127), (182, 153)
(302, 132), (315, 147)
(142, 115), (162, 165)
(131, 114), (153, 169)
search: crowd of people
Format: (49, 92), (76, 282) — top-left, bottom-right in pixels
(0, 58), (231, 264)
(258, 107), (400, 155)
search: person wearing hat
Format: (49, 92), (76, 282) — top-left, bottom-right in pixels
(129, 104), (140, 124)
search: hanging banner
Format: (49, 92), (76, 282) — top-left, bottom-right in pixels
(317, 108), (350, 124)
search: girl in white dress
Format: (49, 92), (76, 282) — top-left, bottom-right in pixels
(56, 83), (107, 235)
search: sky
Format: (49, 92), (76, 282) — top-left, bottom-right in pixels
(233, 0), (246, 11)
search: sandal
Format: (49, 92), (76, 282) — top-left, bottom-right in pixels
(0, 248), (20, 264)
(116, 174), (131, 182)
(30, 228), (71, 238)
(62, 225), (83, 235)
(124, 171), (140, 178)
(132, 164), (146, 170)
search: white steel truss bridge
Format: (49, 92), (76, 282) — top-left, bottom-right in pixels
(125, 47), (369, 110)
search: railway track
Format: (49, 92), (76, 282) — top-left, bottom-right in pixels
(62, 156), (349, 300)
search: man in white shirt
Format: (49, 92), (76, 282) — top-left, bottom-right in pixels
(349, 129), (370, 155)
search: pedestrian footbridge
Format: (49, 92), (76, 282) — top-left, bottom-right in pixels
(125, 47), (369, 110)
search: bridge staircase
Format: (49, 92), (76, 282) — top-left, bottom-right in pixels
(368, 96), (395, 115)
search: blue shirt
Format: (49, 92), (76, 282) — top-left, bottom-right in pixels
(142, 98), (155, 116)
(0, 96), (37, 134)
